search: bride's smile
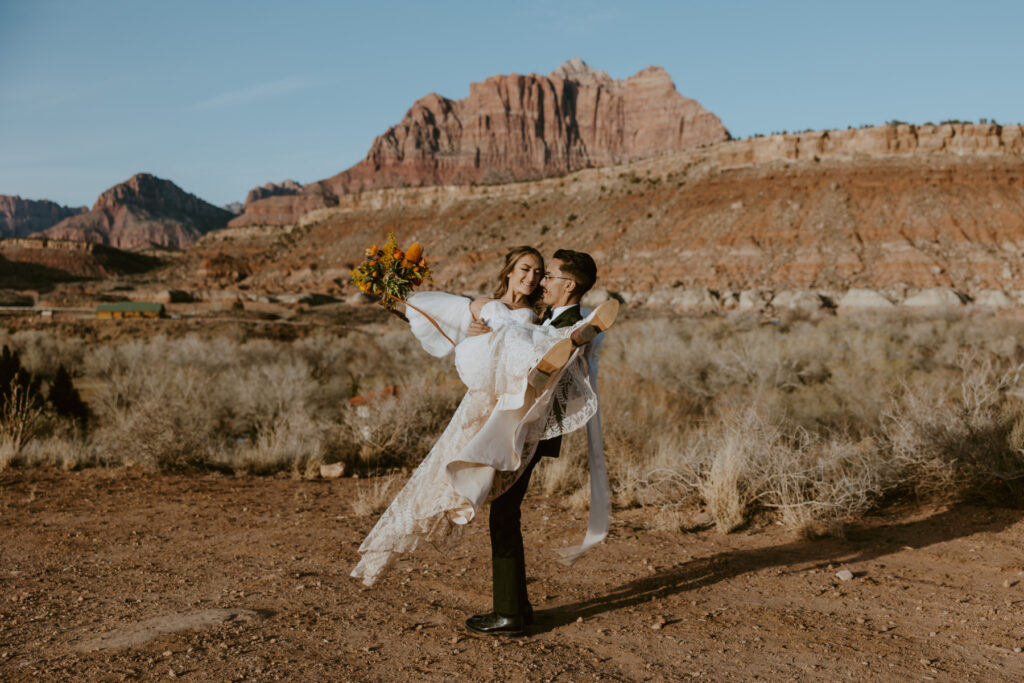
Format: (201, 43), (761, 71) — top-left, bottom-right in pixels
(506, 253), (543, 300)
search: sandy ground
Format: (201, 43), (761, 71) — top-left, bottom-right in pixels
(2, 468), (1024, 682)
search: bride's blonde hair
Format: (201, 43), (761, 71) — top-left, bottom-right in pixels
(493, 246), (545, 312)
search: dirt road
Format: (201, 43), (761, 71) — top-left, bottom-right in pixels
(2, 469), (1023, 681)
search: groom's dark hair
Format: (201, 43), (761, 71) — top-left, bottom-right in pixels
(554, 249), (597, 297)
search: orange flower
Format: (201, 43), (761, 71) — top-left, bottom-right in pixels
(405, 242), (423, 263)
(393, 249), (404, 260)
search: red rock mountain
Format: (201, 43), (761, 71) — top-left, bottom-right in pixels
(0, 196), (86, 238)
(244, 179), (303, 206)
(40, 173), (233, 250)
(232, 58), (729, 227)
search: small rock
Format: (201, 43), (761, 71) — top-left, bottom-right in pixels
(836, 569), (854, 581)
(576, 616), (584, 624)
(1014, 647), (1022, 653)
(319, 462), (346, 479)
(1003, 579), (1017, 588)
(651, 616), (666, 631)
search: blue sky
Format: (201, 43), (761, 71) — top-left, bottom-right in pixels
(2, 0), (1021, 208)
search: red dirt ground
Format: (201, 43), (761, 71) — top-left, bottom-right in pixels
(2, 468), (1024, 681)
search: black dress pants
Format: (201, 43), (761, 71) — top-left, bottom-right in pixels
(488, 436), (560, 616)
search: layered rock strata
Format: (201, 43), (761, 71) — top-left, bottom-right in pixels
(244, 179), (303, 206)
(231, 58), (729, 227)
(717, 122), (1024, 167)
(179, 134), (1024, 298)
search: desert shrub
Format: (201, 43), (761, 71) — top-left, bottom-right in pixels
(74, 330), (461, 475)
(49, 365), (89, 428)
(227, 408), (335, 477)
(350, 474), (406, 516)
(882, 352), (1024, 501)
(12, 308), (1024, 531)
(91, 364), (223, 471)
(0, 345), (90, 466)
(338, 379), (463, 473)
(2, 330), (87, 376)
(0, 383), (47, 469)
(553, 312), (1024, 532)
(17, 432), (95, 470)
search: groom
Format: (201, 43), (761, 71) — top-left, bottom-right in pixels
(465, 249), (598, 636)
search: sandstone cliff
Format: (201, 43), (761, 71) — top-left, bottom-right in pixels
(40, 173), (233, 250)
(244, 179), (303, 206)
(0, 196), (86, 238)
(231, 59), (730, 227)
(715, 122), (1024, 166)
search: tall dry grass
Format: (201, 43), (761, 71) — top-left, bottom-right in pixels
(1, 327), (460, 477)
(4, 309), (1024, 533)
(582, 310), (1024, 535)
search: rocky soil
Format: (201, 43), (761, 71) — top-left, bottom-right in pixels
(3, 468), (1023, 681)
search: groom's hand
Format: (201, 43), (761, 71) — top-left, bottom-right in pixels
(467, 320), (492, 337)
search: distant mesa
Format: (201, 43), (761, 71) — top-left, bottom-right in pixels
(222, 201), (244, 215)
(0, 237), (160, 289)
(0, 195), (87, 238)
(38, 173), (233, 250)
(232, 58), (729, 227)
(244, 179), (303, 206)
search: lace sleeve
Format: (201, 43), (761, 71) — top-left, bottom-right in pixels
(405, 292), (474, 358)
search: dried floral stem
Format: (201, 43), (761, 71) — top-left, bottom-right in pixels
(386, 295), (456, 347)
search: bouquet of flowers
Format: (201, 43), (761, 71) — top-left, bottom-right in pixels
(352, 232), (430, 308)
(352, 233), (455, 346)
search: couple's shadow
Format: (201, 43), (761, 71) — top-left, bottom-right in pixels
(529, 504), (1024, 633)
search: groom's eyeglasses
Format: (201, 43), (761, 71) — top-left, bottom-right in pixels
(541, 273), (575, 283)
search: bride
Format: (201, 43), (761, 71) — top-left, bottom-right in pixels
(350, 246), (614, 586)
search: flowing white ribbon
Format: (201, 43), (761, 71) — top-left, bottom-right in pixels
(552, 341), (610, 565)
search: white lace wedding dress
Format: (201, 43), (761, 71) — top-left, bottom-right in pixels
(350, 293), (599, 586)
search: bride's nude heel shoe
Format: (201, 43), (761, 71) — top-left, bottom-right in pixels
(527, 338), (574, 391)
(570, 299), (619, 346)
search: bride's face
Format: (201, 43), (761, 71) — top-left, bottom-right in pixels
(507, 253), (543, 297)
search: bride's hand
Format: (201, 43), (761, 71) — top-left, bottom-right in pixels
(467, 320), (492, 337)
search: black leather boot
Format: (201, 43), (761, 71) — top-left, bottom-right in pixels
(465, 557), (531, 635)
(465, 611), (525, 636)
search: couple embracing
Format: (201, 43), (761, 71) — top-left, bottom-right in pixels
(351, 247), (618, 636)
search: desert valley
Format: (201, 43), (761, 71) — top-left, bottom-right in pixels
(3, 58), (1024, 680)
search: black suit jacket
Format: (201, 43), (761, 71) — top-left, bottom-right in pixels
(534, 304), (583, 458)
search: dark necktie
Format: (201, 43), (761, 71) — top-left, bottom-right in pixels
(541, 308), (553, 324)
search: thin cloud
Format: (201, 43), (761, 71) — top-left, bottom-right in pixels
(192, 76), (317, 111)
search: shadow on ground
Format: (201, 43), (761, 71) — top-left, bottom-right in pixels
(531, 505), (1024, 633)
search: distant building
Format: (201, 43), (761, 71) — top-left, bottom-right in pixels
(95, 302), (164, 319)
